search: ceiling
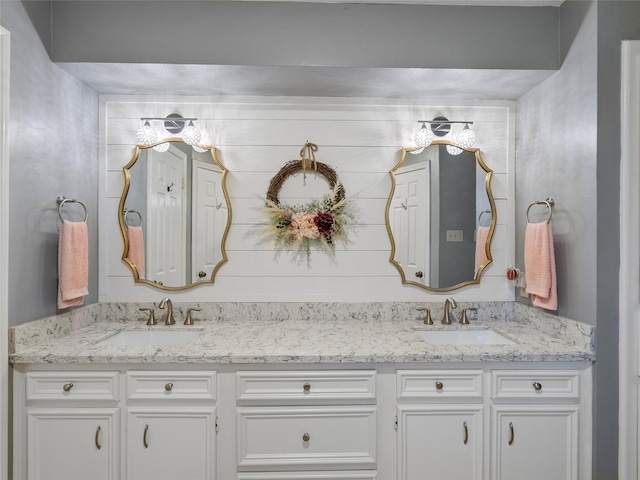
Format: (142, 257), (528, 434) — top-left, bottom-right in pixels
(55, 0), (561, 100)
(59, 63), (555, 100)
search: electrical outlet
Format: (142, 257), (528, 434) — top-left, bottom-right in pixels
(446, 230), (464, 242)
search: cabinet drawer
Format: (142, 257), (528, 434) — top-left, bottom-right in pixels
(237, 371), (376, 404)
(397, 370), (483, 400)
(26, 371), (119, 403)
(237, 472), (377, 479)
(237, 406), (377, 470)
(491, 370), (580, 400)
(127, 371), (216, 401)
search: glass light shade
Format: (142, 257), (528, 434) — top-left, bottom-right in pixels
(413, 124), (434, 148)
(192, 145), (207, 153)
(446, 144), (464, 156)
(408, 147), (425, 155)
(136, 121), (158, 145)
(456, 124), (476, 148)
(152, 141), (170, 153)
(182, 121), (202, 146)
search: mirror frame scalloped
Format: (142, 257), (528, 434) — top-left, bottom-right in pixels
(386, 140), (496, 292)
(119, 138), (232, 290)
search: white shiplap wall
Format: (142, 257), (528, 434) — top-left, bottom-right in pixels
(99, 96), (515, 303)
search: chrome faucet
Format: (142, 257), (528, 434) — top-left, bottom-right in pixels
(158, 298), (175, 325)
(441, 297), (457, 325)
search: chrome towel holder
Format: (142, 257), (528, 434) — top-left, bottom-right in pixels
(526, 198), (554, 224)
(478, 209), (492, 226)
(57, 196), (88, 223)
(123, 208), (143, 227)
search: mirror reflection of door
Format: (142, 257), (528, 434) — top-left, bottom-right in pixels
(146, 145), (187, 285)
(391, 163), (430, 284)
(191, 160), (224, 283)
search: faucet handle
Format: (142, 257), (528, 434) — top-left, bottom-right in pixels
(459, 308), (478, 325)
(139, 308), (156, 326)
(184, 308), (202, 326)
(415, 307), (433, 325)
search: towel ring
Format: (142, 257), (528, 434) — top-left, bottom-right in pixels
(124, 209), (143, 227)
(478, 210), (492, 226)
(57, 196), (88, 223)
(526, 198), (554, 224)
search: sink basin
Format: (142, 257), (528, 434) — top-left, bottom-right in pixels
(97, 330), (202, 347)
(415, 329), (515, 345)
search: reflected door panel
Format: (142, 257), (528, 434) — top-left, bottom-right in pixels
(192, 161), (222, 283)
(146, 146), (186, 286)
(392, 164), (429, 285)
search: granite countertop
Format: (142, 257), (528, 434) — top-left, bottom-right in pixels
(9, 302), (596, 364)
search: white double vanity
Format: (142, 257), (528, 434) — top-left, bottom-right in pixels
(9, 301), (594, 480)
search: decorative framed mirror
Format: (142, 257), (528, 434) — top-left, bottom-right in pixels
(386, 140), (496, 291)
(119, 138), (231, 290)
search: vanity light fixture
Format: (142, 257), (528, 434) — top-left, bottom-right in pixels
(136, 115), (204, 152)
(410, 117), (477, 155)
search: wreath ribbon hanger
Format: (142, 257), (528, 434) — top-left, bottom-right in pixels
(299, 142), (318, 179)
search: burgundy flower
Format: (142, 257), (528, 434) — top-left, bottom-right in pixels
(314, 211), (334, 235)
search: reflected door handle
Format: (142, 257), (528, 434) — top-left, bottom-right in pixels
(198, 271), (206, 278)
(415, 271), (424, 278)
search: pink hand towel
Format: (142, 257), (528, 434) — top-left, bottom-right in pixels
(475, 226), (490, 273)
(524, 221), (557, 311)
(57, 220), (89, 309)
(127, 225), (146, 280)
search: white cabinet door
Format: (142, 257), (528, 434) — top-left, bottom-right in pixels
(127, 407), (217, 480)
(27, 408), (119, 480)
(397, 405), (483, 480)
(491, 405), (579, 480)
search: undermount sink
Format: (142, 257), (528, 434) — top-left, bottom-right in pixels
(415, 329), (515, 345)
(97, 330), (202, 347)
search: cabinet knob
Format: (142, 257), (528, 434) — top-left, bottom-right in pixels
(303, 382), (311, 392)
(435, 381), (444, 390)
(302, 432), (310, 442)
(532, 382), (542, 391)
(165, 382), (173, 392)
(62, 383), (74, 392)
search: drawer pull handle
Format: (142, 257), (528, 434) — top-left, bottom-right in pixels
(532, 381), (542, 391)
(143, 424), (149, 448)
(435, 381), (444, 390)
(95, 426), (102, 450)
(508, 422), (515, 446)
(463, 421), (468, 445)
(62, 383), (74, 392)
(302, 432), (310, 442)
(165, 382), (173, 392)
(303, 383), (311, 392)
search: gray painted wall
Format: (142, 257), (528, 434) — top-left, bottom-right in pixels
(2, 1), (99, 326)
(50, 1), (560, 70)
(515, 0), (597, 324)
(516, 1), (640, 477)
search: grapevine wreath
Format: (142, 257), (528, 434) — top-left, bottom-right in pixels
(262, 143), (355, 259)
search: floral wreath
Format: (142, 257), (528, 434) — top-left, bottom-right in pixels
(262, 143), (355, 259)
